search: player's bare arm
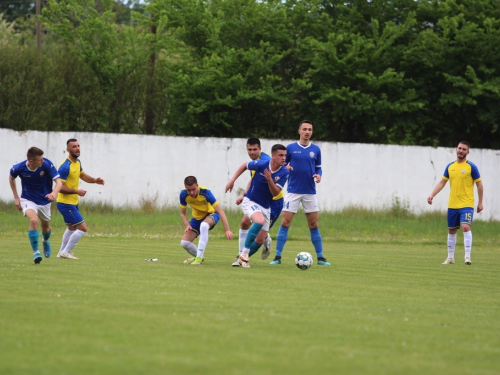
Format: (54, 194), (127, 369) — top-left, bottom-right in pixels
(180, 207), (192, 233)
(427, 179), (448, 205)
(264, 169), (282, 197)
(225, 162), (248, 192)
(214, 204), (234, 240)
(81, 172), (105, 185)
(8, 176), (22, 211)
(60, 182), (87, 197)
(45, 178), (63, 202)
(476, 180), (484, 213)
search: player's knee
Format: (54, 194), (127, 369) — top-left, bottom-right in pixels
(29, 218), (38, 228)
(200, 222), (210, 231)
(180, 240), (192, 250)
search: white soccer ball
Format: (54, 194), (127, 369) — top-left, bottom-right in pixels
(295, 252), (313, 270)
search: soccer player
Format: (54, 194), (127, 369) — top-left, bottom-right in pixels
(180, 176), (233, 265)
(9, 147), (62, 264)
(225, 144), (289, 268)
(56, 139), (105, 259)
(427, 141), (484, 265)
(270, 120), (330, 266)
(231, 138), (284, 267)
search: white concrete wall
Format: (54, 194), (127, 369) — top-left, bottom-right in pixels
(1, 128), (498, 221)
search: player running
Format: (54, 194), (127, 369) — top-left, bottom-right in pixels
(9, 147), (62, 264)
(180, 176), (233, 265)
(226, 144), (289, 268)
(231, 138), (284, 267)
(56, 139), (105, 259)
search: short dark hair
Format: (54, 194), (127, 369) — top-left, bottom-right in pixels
(27, 147), (44, 160)
(299, 120), (313, 129)
(271, 144), (286, 154)
(67, 138), (78, 146)
(184, 176), (198, 186)
(246, 138), (261, 148)
(459, 141), (470, 149)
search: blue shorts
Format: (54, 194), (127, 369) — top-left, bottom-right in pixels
(269, 198), (284, 229)
(447, 207), (474, 229)
(189, 213), (220, 236)
(57, 203), (84, 226)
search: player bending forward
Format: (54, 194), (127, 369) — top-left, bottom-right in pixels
(180, 176), (233, 265)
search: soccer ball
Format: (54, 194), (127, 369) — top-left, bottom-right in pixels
(295, 252), (313, 270)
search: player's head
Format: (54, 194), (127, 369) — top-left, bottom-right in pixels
(298, 120), (313, 140)
(271, 144), (287, 166)
(184, 176), (199, 198)
(27, 147), (44, 167)
(457, 141), (470, 160)
(66, 138), (80, 159)
(246, 138), (262, 160)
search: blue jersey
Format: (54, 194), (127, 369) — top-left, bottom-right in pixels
(10, 159), (60, 205)
(285, 142), (322, 194)
(245, 159), (289, 209)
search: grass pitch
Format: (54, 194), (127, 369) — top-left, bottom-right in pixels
(1, 204), (500, 374)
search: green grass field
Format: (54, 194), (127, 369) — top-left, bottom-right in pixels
(1, 204), (500, 374)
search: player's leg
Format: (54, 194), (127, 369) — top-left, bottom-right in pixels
(39, 203), (52, 258)
(57, 204), (86, 259)
(461, 208), (474, 265)
(240, 210), (266, 268)
(443, 209), (460, 264)
(22, 201), (42, 264)
(239, 215), (251, 254)
(248, 208), (271, 258)
(262, 198), (283, 260)
(181, 218), (200, 263)
(271, 194), (299, 265)
(192, 213), (220, 265)
(303, 195), (329, 265)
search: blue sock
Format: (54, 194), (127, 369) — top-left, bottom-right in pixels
(244, 223), (263, 249)
(276, 226), (289, 257)
(28, 230), (39, 252)
(42, 230), (51, 242)
(249, 241), (263, 257)
(310, 227), (323, 258)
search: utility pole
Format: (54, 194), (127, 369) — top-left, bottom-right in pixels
(36, 0), (41, 52)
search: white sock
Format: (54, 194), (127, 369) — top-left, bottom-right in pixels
(197, 222), (210, 258)
(464, 231), (472, 259)
(239, 229), (248, 254)
(59, 228), (74, 253)
(62, 229), (85, 253)
(447, 233), (457, 259)
(180, 240), (197, 257)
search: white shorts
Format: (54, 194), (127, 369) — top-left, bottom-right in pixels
(283, 193), (319, 214)
(20, 198), (51, 221)
(240, 197), (271, 231)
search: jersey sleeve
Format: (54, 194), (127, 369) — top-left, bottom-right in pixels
(275, 171), (289, 190)
(247, 159), (266, 172)
(58, 160), (70, 181)
(315, 147), (322, 176)
(202, 189), (218, 206)
(285, 145), (291, 165)
(470, 162), (481, 181)
(179, 190), (188, 208)
(46, 160), (60, 180)
(10, 164), (19, 179)
(442, 162), (452, 180)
